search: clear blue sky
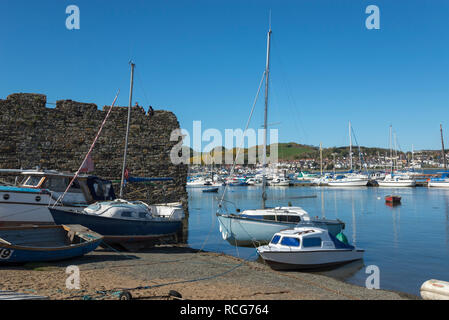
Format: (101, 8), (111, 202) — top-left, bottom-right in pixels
(1, 0), (448, 152)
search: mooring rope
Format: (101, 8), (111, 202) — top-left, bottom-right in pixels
(52, 90), (120, 208)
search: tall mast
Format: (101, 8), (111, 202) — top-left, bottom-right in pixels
(349, 121), (352, 170)
(441, 124), (447, 170)
(320, 142), (323, 176)
(389, 125), (393, 173)
(120, 61), (135, 198)
(261, 23), (271, 210)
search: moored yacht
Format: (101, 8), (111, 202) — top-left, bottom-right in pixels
(377, 174), (416, 187)
(217, 206), (345, 247)
(327, 174), (369, 187)
(49, 199), (183, 246)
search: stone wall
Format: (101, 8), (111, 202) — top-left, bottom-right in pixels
(0, 93), (188, 208)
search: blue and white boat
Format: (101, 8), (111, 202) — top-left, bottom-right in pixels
(257, 226), (364, 270)
(428, 173), (449, 188)
(0, 224), (102, 263)
(49, 199), (183, 245)
(0, 169), (115, 226)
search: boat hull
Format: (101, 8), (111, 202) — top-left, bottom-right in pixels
(49, 208), (182, 243)
(0, 187), (88, 225)
(216, 214), (344, 247)
(327, 180), (369, 187)
(258, 249), (364, 270)
(0, 225), (102, 263)
(428, 181), (449, 188)
(378, 180), (416, 187)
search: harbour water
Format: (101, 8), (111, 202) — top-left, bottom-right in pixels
(187, 185), (449, 296)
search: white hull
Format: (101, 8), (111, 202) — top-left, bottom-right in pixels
(428, 181), (449, 188)
(327, 180), (369, 187)
(0, 190), (86, 224)
(378, 180), (416, 187)
(258, 249), (364, 270)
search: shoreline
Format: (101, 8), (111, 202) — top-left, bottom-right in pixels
(0, 245), (418, 300)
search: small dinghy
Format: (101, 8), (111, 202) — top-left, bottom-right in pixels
(257, 226), (364, 270)
(0, 225), (102, 263)
(202, 187), (219, 193)
(385, 195), (401, 205)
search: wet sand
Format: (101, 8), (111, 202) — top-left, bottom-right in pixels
(0, 246), (416, 300)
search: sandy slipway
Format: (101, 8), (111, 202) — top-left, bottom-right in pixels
(0, 246), (416, 300)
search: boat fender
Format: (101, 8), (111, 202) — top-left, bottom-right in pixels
(420, 279), (449, 300)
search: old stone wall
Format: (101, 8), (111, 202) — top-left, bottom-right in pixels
(0, 93), (188, 207)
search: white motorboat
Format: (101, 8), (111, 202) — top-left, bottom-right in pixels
(186, 177), (208, 188)
(428, 173), (449, 188)
(268, 176), (291, 186)
(0, 169), (116, 226)
(327, 174), (369, 187)
(257, 226), (364, 270)
(377, 174), (416, 187)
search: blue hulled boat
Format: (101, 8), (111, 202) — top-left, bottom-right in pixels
(49, 199), (183, 245)
(0, 224), (102, 263)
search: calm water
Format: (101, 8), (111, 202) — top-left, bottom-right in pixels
(187, 185), (449, 296)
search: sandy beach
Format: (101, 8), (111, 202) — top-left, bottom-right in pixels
(0, 246), (416, 300)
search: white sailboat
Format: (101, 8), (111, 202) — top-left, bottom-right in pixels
(49, 62), (184, 246)
(378, 126), (416, 187)
(216, 24), (344, 247)
(328, 122), (369, 187)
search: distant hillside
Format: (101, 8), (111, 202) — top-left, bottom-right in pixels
(183, 143), (444, 164)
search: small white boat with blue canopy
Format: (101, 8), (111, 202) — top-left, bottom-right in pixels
(257, 226), (364, 270)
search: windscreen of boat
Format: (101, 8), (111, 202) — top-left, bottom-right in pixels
(86, 177), (116, 201)
(21, 175), (43, 187)
(280, 237), (300, 247)
(270, 235), (281, 244)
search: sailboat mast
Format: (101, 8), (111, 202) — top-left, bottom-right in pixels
(320, 142), (323, 176)
(441, 124), (447, 170)
(349, 121), (352, 170)
(261, 26), (272, 210)
(389, 125), (393, 173)
(120, 61), (135, 198)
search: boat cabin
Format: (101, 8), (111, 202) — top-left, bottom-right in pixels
(268, 227), (354, 251)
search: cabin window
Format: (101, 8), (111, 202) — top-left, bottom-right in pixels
(280, 237), (300, 247)
(278, 215), (289, 222)
(138, 212), (148, 219)
(121, 211), (132, 218)
(287, 216), (301, 223)
(23, 176), (43, 187)
(270, 235), (281, 244)
(302, 237), (322, 248)
(263, 215), (276, 221)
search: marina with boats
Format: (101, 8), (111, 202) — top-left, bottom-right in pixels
(1, 3), (449, 304)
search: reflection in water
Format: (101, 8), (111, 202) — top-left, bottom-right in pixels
(321, 188), (325, 218)
(188, 186), (449, 296)
(351, 193), (356, 246)
(314, 259), (365, 281)
(445, 196), (449, 247)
